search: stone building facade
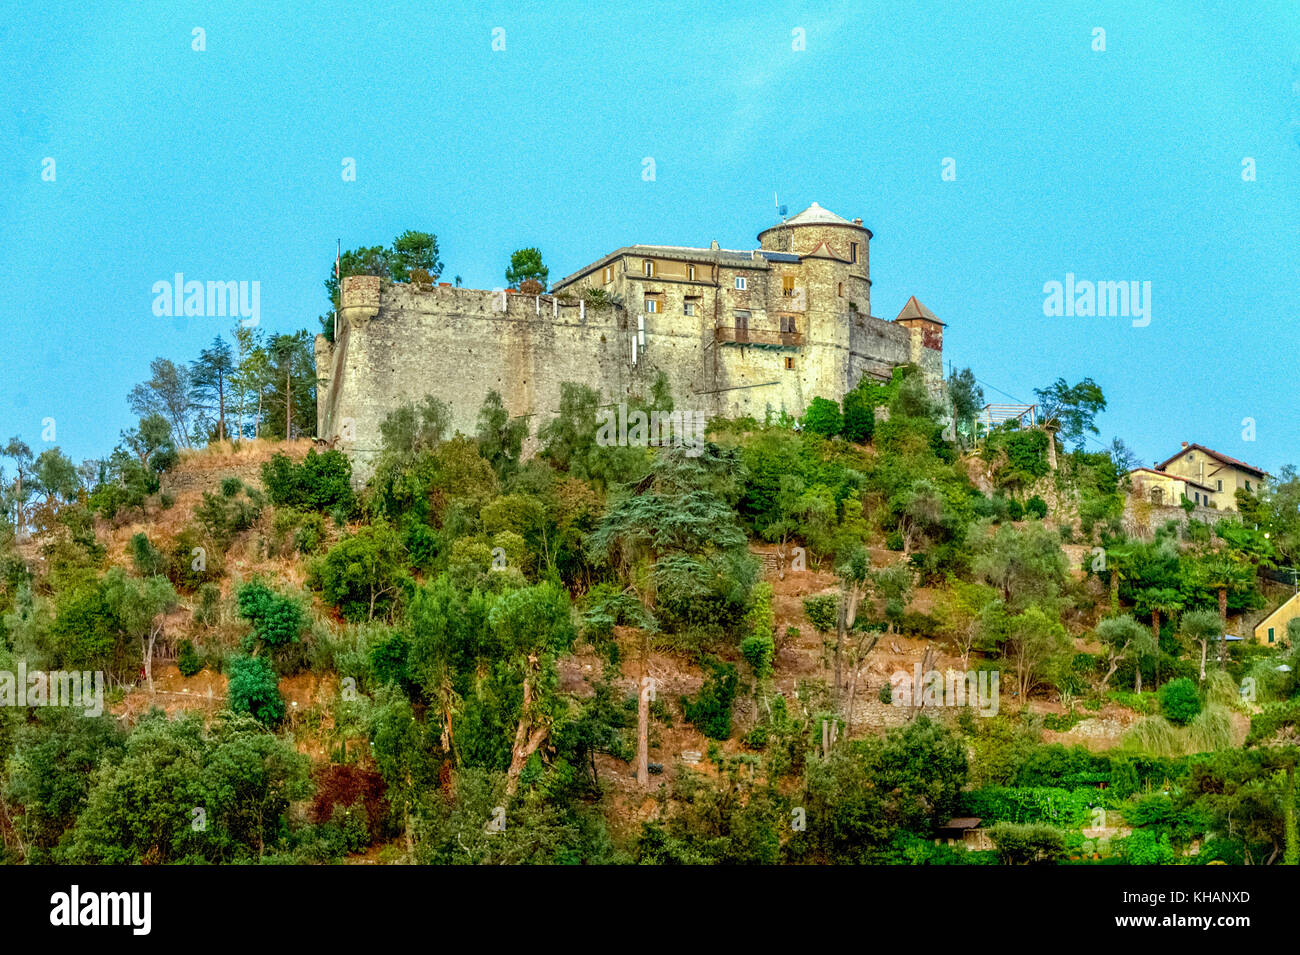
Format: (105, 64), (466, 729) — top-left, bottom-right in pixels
(315, 203), (946, 477)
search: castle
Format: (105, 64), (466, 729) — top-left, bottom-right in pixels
(315, 203), (946, 476)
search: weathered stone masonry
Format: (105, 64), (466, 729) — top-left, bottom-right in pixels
(316, 204), (947, 479)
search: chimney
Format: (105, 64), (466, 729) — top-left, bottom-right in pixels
(1181, 442), (1189, 448)
(710, 239), (719, 250)
(853, 218), (863, 226)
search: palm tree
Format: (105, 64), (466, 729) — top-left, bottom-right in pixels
(1103, 542), (1138, 612)
(1196, 553), (1253, 666)
(1139, 587), (1184, 687)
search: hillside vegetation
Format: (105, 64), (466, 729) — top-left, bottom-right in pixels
(3, 363), (1300, 866)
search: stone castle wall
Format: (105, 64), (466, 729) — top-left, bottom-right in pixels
(317, 274), (938, 480)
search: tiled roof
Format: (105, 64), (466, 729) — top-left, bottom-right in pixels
(1155, 444), (1269, 479)
(1126, 467), (1215, 491)
(894, 295), (945, 325)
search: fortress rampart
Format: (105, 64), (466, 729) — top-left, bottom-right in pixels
(316, 206), (946, 479)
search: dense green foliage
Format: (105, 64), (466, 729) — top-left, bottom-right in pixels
(2, 357), (1296, 866)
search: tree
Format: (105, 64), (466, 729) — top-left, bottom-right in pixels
(31, 448), (80, 511)
(390, 230), (442, 283)
(228, 324), (263, 440)
(1095, 614), (1156, 694)
(589, 444), (750, 786)
(841, 381), (876, 444)
(1005, 605), (1070, 701)
(326, 245), (391, 314)
(475, 390), (529, 478)
(505, 247), (548, 292)
(1195, 552), (1254, 665)
(1246, 700), (1300, 865)
(970, 521), (1068, 613)
(97, 568), (177, 691)
(1033, 377), (1106, 454)
(379, 395), (450, 458)
(895, 478), (945, 554)
(66, 714), (307, 863)
(1180, 609), (1223, 683)
(947, 367), (984, 446)
(937, 579), (1000, 668)
(190, 335), (235, 442)
(120, 414), (175, 473)
(128, 358), (194, 449)
(235, 581), (306, 651)
(489, 582), (577, 794)
(2, 438), (34, 537)
(311, 523), (412, 622)
(368, 684), (439, 860)
(263, 331), (315, 440)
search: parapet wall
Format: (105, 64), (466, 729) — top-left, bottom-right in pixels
(317, 275), (941, 480)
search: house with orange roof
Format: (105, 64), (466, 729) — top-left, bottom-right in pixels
(1152, 442), (1269, 511)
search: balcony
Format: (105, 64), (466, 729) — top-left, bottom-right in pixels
(715, 326), (803, 348)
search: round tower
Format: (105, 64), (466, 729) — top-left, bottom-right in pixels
(757, 202), (871, 314)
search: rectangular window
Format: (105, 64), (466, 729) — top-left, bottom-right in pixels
(734, 276), (747, 290)
(784, 356), (794, 370)
(683, 302), (695, 316)
(779, 316), (797, 333)
(1217, 479), (1223, 491)
(644, 298), (658, 313)
(603, 266), (612, 283)
(782, 275), (795, 297)
(1269, 627), (1276, 643)
(643, 259), (655, 277)
(734, 310), (750, 340)
(850, 242), (858, 264)
(1246, 480), (1253, 491)
(687, 264), (697, 281)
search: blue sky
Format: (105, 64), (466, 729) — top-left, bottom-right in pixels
(2, 0), (1298, 474)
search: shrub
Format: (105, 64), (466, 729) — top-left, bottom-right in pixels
(740, 635), (774, 678)
(1121, 715), (1183, 757)
(682, 660), (738, 740)
(262, 449), (354, 513)
(1185, 704), (1232, 753)
(227, 654), (285, 725)
(129, 533), (165, 576)
(1025, 495), (1048, 519)
(1159, 677), (1201, 725)
(989, 821), (1067, 864)
(801, 397), (843, 438)
(176, 639), (203, 677)
(194, 582), (222, 627)
(310, 523), (412, 623)
(237, 581), (306, 650)
(1117, 828), (1176, 865)
(194, 479), (264, 550)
